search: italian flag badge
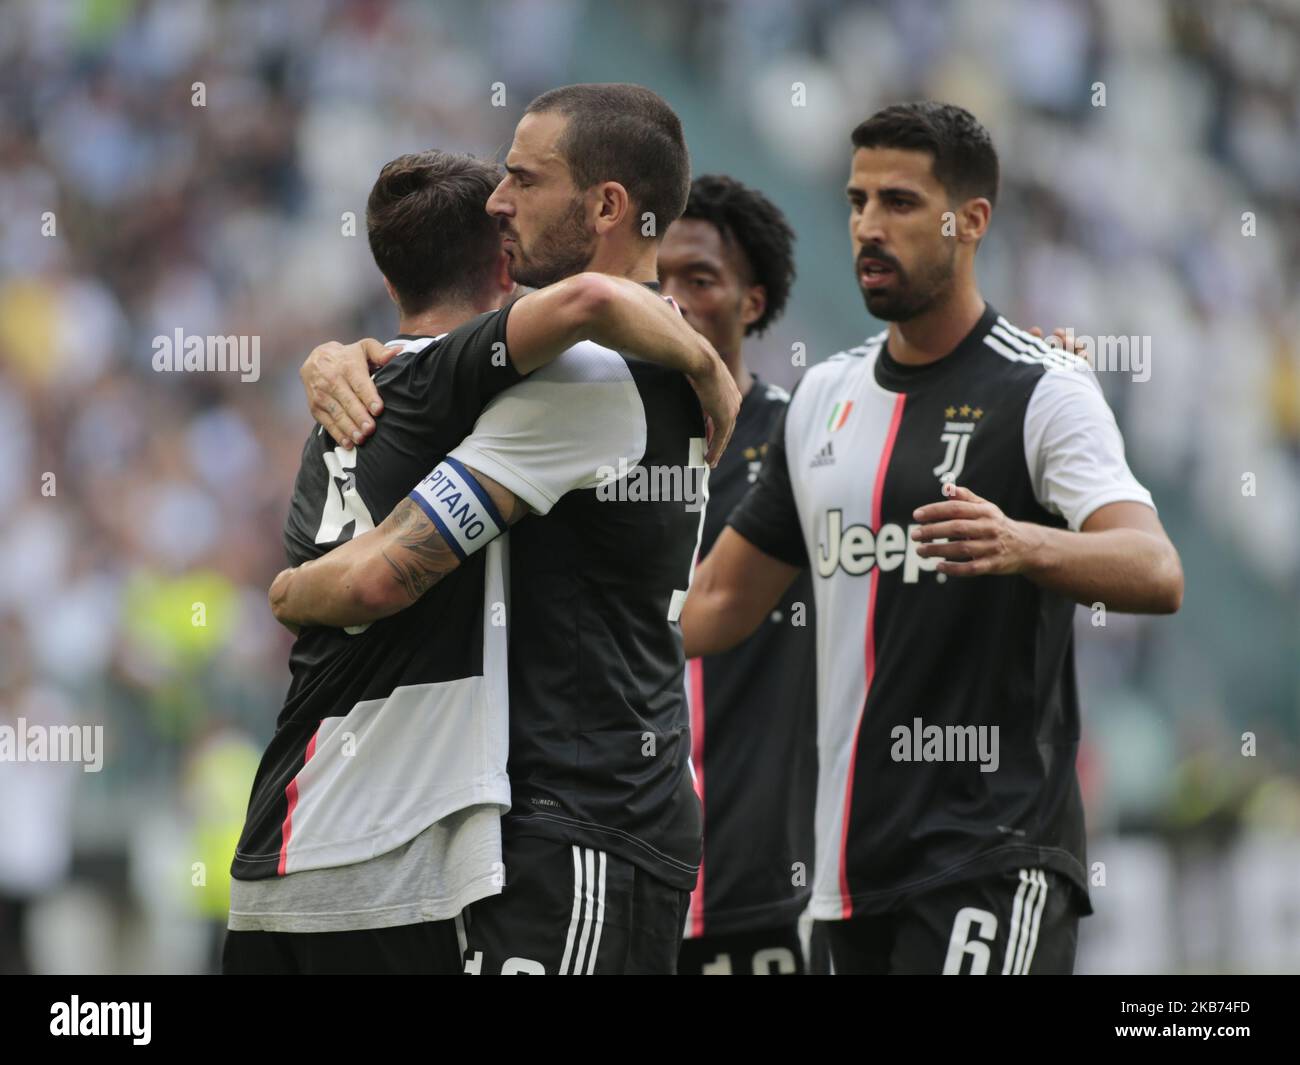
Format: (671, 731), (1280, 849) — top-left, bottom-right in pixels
(827, 400), (854, 432)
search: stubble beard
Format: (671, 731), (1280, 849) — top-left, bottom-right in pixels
(508, 195), (596, 289)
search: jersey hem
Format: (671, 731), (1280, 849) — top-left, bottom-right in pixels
(682, 892), (812, 939)
(812, 845), (1092, 920)
(232, 778), (510, 879)
(505, 813), (699, 892)
(226, 872), (502, 933)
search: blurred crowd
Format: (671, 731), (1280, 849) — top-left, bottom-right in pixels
(0, 0), (1295, 972)
(645, 0), (1300, 577)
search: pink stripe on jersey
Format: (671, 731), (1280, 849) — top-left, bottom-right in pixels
(838, 391), (907, 918)
(277, 727), (321, 877)
(687, 656), (707, 937)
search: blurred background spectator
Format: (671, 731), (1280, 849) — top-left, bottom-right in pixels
(0, 0), (1295, 973)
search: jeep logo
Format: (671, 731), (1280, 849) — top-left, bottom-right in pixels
(816, 509), (943, 583)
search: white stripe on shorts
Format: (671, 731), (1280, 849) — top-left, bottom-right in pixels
(559, 845), (585, 974)
(1002, 869), (1031, 975)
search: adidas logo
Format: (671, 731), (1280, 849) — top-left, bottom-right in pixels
(810, 441), (835, 468)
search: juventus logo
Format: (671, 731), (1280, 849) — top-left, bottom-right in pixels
(933, 420), (974, 484)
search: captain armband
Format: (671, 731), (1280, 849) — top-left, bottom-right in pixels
(407, 456), (507, 561)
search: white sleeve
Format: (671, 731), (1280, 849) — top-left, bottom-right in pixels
(1023, 366), (1154, 531)
(447, 341), (647, 515)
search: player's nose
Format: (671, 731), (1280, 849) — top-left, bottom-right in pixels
(485, 182), (511, 217)
(852, 210), (886, 249)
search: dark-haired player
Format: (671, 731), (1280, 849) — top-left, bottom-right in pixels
(225, 148), (728, 975)
(285, 85), (740, 974)
(658, 175), (817, 976)
(683, 103), (1183, 974)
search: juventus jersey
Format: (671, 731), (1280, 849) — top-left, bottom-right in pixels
(232, 307), (520, 883)
(684, 376), (818, 938)
(728, 304), (1153, 920)
(447, 325), (708, 892)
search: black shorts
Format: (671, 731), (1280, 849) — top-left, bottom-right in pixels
(820, 867), (1080, 975)
(678, 924), (805, 975)
(221, 919), (461, 975)
(460, 834), (689, 974)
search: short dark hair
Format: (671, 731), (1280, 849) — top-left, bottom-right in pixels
(525, 83), (690, 236)
(681, 174), (796, 336)
(850, 102), (999, 208)
(366, 151), (502, 314)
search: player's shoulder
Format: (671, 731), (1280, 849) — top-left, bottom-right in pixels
(389, 334), (444, 358)
(738, 378), (795, 444)
(793, 330), (887, 402)
(979, 314), (1092, 382)
(747, 377), (793, 412)
(815, 330), (888, 376)
(397, 307), (509, 374)
(370, 333), (446, 391)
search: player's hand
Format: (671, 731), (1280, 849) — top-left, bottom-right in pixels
(687, 351), (740, 468)
(910, 483), (1045, 577)
(301, 339), (401, 448)
(1028, 325), (1084, 357)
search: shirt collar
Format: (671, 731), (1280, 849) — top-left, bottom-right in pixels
(873, 302), (998, 392)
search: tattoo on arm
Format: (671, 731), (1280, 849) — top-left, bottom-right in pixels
(374, 468), (524, 608)
(379, 499), (458, 604)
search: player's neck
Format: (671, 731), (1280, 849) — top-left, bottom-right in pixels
(724, 346), (754, 397)
(584, 237), (660, 285)
(396, 301), (483, 339)
(886, 286), (986, 367)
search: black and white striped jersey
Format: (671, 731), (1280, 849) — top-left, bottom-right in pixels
(448, 332), (708, 892)
(728, 303), (1153, 920)
(683, 376), (818, 938)
(231, 307), (520, 889)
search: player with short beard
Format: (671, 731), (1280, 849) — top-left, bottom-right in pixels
(284, 84), (736, 974)
(682, 102), (1183, 975)
(225, 147), (730, 976)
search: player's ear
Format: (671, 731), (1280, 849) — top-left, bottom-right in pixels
(740, 284), (766, 333)
(958, 198), (992, 245)
(593, 181), (630, 237)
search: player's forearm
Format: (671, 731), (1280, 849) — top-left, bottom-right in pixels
(269, 541), (405, 629)
(683, 530), (802, 655)
(509, 272), (698, 374)
(681, 585), (761, 657)
(582, 275), (713, 376)
(681, 558), (786, 657)
(1020, 524), (1183, 613)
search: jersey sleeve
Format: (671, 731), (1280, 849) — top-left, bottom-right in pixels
(380, 303), (524, 425)
(1023, 365), (1155, 530)
(446, 341), (648, 515)
(726, 399), (809, 568)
